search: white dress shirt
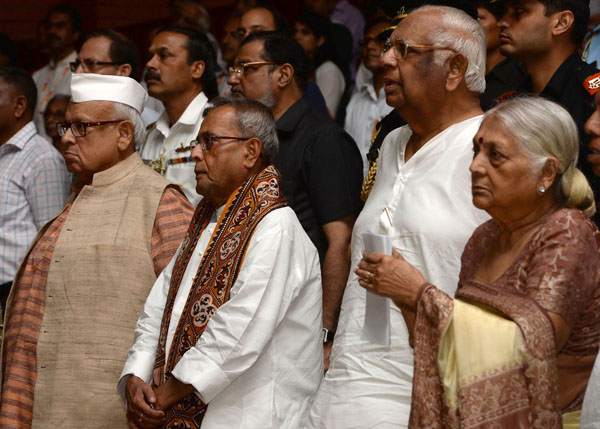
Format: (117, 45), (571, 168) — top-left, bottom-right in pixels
(32, 51), (76, 141)
(306, 116), (489, 429)
(139, 92), (208, 206)
(316, 61), (345, 118)
(119, 206), (324, 429)
(344, 75), (393, 179)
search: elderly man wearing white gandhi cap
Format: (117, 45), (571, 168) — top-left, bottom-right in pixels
(0, 73), (194, 428)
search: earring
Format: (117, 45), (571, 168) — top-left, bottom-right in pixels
(538, 185), (546, 194)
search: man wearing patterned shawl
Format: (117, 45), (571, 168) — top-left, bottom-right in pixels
(0, 73), (194, 428)
(119, 97), (323, 429)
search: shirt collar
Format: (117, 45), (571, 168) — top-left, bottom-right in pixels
(276, 98), (310, 133)
(156, 91), (208, 136)
(3, 121), (37, 150)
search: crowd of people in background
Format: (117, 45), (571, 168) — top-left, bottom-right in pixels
(1, 0), (600, 427)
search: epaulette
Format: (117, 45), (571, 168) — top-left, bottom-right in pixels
(583, 72), (600, 96)
(496, 90), (516, 104)
(146, 121), (157, 131)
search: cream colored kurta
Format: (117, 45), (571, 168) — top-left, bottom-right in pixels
(31, 153), (171, 428)
(306, 116), (489, 429)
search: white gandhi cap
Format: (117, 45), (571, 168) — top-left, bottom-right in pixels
(70, 73), (148, 114)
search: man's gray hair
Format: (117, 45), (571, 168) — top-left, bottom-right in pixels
(415, 5), (486, 94)
(112, 102), (145, 148)
(203, 96), (279, 162)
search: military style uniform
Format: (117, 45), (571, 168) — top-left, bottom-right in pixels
(498, 53), (600, 221)
(480, 58), (528, 111)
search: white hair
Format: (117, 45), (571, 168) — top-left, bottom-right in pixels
(112, 102), (145, 148)
(414, 5), (486, 94)
(486, 96), (595, 217)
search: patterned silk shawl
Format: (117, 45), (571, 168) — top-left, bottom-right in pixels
(410, 283), (561, 429)
(152, 165), (286, 428)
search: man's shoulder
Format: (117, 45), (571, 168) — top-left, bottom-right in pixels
(32, 64), (50, 81)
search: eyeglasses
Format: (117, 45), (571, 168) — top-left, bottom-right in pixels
(56, 120), (124, 137)
(228, 61), (278, 77)
(69, 58), (120, 72)
(382, 38), (455, 58)
(190, 132), (251, 151)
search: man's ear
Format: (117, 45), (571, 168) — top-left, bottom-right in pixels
(190, 60), (205, 80)
(116, 120), (135, 152)
(445, 53), (468, 92)
(551, 10), (575, 38)
(115, 63), (133, 77)
(274, 63), (294, 89)
(12, 95), (27, 120)
(243, 137), (263, 168)
(317, 35), (325, 47)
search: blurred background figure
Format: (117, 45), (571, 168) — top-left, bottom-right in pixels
(218, 12), (243, 96)
(294, 10), (348, 119)
(344, 16), (393, 178)
(42, 94), (69, 155)
(73, 29), (161, 125)
(32, 3), (82, 141)
(474, 0), (527, 109)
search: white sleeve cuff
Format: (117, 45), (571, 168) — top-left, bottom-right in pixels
(171, 347), (231, 403)
(117, 349), (158, 404)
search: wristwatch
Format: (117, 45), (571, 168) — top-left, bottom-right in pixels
(322, 328), (335, 344)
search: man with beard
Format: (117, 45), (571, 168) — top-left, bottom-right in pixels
(140, 25), (218, 206)
(228, 31), (363, 371)
(32, 4), (81, 141)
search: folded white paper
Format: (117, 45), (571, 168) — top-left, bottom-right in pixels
(361, 232), (391, 346)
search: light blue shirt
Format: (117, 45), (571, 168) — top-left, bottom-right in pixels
(0, 121), (71, 282)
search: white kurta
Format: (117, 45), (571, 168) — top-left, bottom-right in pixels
(139, 92), (208, 206)
(306, 116), (489, 428)
(344, 77), (393, 179)
(119, 206), (324, 429)
(32, 51), (76, 141)
(582, 354), (600, 428)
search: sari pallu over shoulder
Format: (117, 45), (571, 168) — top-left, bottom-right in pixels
(151, 165), (287, 428)
(410, 281), (561, 429)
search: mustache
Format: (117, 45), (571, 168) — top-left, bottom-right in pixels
(145, 70), (161, 82)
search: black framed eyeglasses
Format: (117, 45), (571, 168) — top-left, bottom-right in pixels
(56, 120), (124, 137)
(69, 58), (120, 72)
(190, 132), (251, 151)
(228, 61), (278, 77)
(382, 38), (455, 58)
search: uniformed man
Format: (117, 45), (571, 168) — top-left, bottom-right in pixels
(497, 0), (600, 209)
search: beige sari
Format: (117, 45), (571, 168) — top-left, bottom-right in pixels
(410, 209), (600, 428)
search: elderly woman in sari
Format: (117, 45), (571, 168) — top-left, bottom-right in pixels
(357, 96), (600, 428)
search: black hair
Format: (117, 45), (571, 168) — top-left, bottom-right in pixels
(82, 29), (141, 80)
(241, 31), (310, 91)
(473, 0), (506, 20)
(0, 66), (38, 113)
(539, 0), (589, 45)
(157, 24), (219, 99)
(47, 3), (83, 32)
